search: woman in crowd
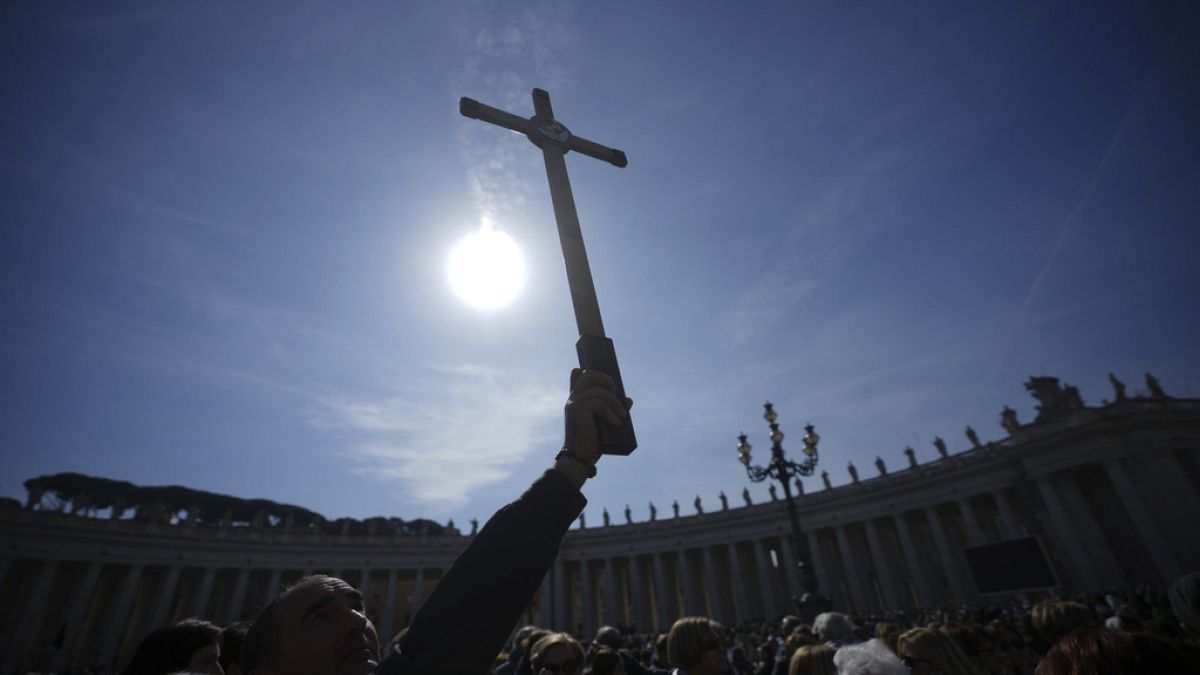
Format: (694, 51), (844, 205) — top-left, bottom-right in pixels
(667, 617), (729, 675)
(122, 618), (223, 675)
(590, 647), (627, 675)
(896, 627), (985, 675)
(529, 633), (585, 675)
(1034, 627), (1200, 674)
(786, 644), (835, 675)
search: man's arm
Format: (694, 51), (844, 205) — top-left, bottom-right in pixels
(379, 370), (629, 675)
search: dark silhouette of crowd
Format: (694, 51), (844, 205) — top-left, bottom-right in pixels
(98, 571), (1200, 675)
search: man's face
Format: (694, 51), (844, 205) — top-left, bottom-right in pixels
(267, 577), (379, 675)
(187, 642), (223, 675)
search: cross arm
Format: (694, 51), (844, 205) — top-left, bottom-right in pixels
(567, 135), (628, 168)
(459, 97), (533, 136)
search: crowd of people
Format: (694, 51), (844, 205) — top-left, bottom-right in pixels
(42, 371), (1200, 675)
(111, 573), (1200, 675)
(482, 578), (1200, 675)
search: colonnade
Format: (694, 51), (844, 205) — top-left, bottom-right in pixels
(537, 450), (1199, 635)
(2, 396), (1198, 672)
(0, 560), (445, 673)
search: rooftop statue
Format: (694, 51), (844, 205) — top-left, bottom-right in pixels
(822, 470), (832, 490)
(1146, 372), (1166, 398)
(1025, 376), (1084, 423)
(1109, 373), (1127, 401)
(694, 495), (703, 514)
(794, 478), (804, 495)
(875, 456), (887, 476)
(933, 436), (949, 459)
(649, 502), (656, 521)
(624, 504), (632, 524)
(672, 500), (680, 518)
(848, 462), (859, 483)
(603, 508), (610, 527)
(742, 487), (752, 506)
(719, 491), (729, 510)
(965, 425), (982, 448)
(904, 446), (917, 468)
(1000, 406), (1020, 433)
(769, 483), (778, 500)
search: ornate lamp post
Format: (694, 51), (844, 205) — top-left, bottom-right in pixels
(737, 402), (831, 618)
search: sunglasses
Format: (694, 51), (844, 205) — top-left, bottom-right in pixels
(900, 655), (932, 668)
(538, 659), (581, 675)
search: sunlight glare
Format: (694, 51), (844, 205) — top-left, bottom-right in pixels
(447, 220), (526, 310)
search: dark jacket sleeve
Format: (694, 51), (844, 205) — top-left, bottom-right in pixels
(379, 469), (585, 675)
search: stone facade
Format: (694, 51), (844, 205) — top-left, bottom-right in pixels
(2, 385), (1198, 672)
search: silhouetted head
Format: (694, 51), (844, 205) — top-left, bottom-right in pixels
(242, 575), (378, 675)
(667, 617), (727, 675)
(124, 618), (222, 675)
(594, 625), (622, 650)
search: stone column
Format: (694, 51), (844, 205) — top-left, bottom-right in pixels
(191, 567), (217, 618)
(580, 559), (594, 636)
(957, 499), (985, 545)
(1056, 475), (1124, 587)
(51, 562), (103, 672)
(677, 550), (699, 616)
(225, 568), (251, 624)
(753, 539), (778, 617)
(653, 553), (671, 630)
(863, 520), (903, 610)
(702, 547), (727, 623)
(552, 560), (567, 630)
(145, 566), (182, 635)
(628, 555), (649, 630)
(1103, 460), (1184, 582)
(1144, 453), (1200, 559)
(777, 536), (801, 601)
(923, 507), (970, 601)
(99, 564), (143, 669)
(806, 531), (834, 603)
(266, 568), (283, 598)
(893, 515), (933, 607)
(604, 558), (620, 624)
(1, 559), (60, 673)
(412, 568), (426, 615)
(379, 569), (397, 641)
(726, 544), (750, 623)
(834, 526), (869, 612)
(993, 492), (1023, 539)
(358, 569), (371, 597)
(1035, 475), (1099, 590)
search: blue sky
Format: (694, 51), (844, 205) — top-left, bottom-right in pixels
(2, 2), (1198, 528)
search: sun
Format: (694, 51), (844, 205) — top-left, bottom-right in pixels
(447, 221), (527, 310)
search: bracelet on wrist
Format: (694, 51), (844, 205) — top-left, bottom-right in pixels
(555, 447), (597, 478)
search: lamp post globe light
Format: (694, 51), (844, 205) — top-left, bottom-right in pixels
(737, 402), (832, 620)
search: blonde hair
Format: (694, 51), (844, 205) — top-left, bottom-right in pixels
(667, 617), (719, 669)
(897, 628), (985, 675)
(529, 633), (584, 674)
(788, 644), (836, 675)
(1030, 601), (1093, 644)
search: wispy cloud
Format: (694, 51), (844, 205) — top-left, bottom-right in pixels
(724, 266), (819, 342)
(318, 364), (562, 508)
(451, 2), (581, 229)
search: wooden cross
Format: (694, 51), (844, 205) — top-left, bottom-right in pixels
(460, 88), (636, 455)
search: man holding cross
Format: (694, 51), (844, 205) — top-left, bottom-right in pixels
(241, 88), (637, 675)
(241, 369), (631, 675)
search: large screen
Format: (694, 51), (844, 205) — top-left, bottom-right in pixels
(962, 537), (1058, 594)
